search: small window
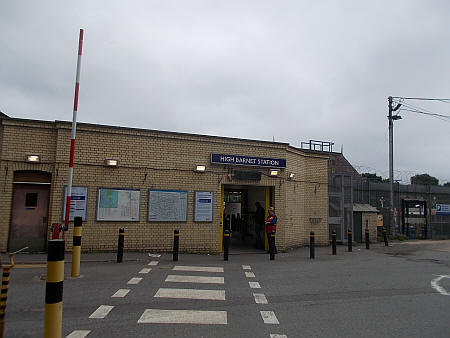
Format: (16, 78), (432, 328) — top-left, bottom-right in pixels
(25, 193), (38, 208)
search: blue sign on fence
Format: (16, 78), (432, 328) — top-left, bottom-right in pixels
(211, 153), (286, 168)
(436, 204), (450, 215)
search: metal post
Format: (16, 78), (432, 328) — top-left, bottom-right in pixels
(71, 216), (82, 277)
(223, 230), (229, 261)
(310, 231), (315, 259)
(44, 240), (65, 338)
(347, 230), (352, 252)
(365, 221), (370, 250)
(383, 228), (389, 246)
(117, 228), (124, 263)
(269, 231), (275, 260)
(388, 96), (394, 235)
(332, 230), (337, 255)
(64, 29), (84, 236)
(173, 230), (179, 262)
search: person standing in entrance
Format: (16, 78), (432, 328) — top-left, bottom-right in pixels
(254, 202), (265, 249)
(265, 206), (277, 253)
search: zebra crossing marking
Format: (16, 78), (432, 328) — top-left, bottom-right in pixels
(138, 309), (227, 324)
(139, 268), (152, 274)
(155, 288), (225, 300)
(148, 253), (161, 258)
(127, 277), (143, 284)
(270, 334), (287, 338)
(66, 330), (91, 338)
(245, 271), (256, 278)
(148, 261), (159, 266)
(173, 265), (224, 273)
(261, 311), (279, 324)
(249, 281), (261, 289)
(242, 265), (252, 270)
(89, 305), (114, 319)
(253, 293), (268, 304)
(111, 289), (130, 298)
(165, 275), (224, 284)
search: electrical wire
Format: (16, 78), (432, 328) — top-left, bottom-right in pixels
(391, 96), (450, 103)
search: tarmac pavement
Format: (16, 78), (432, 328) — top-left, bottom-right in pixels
(2, 240), (450, 338)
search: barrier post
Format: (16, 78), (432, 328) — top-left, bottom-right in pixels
(44, 240), (65, 338)
(383, 228), (389, 246)
(223, 230), (230, 261)
(365, 222), (370, 250)
(71, 216), (82, 277)
(173, 230), (179, 262)
(0, 266), (11, 337)
(117, 228), (124, 263)
(310, 231), (315, 259)
(347, 230), (352, 252)
(332, 230), (337, 255)
(269, 231), (275, 260)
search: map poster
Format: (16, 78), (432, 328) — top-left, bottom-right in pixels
(63, 186), (88, 221)
(148, 190), (188, 222)
(194, 191), (213, 222)
(96, 188), (140, 221)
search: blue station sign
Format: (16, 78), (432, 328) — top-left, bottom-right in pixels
(436, 204), (450, 215)
(211, 153), (286, 168)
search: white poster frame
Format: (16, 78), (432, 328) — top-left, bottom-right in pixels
(148, 189), (188, 222)
(62, 186), (88, 221)
(96, 187), (141, 222)
(194, 191), (214, 222)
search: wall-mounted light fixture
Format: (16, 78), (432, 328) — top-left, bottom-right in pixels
(288, 172), (295, 180)
(25, 154), (40, 163)
(195, 165), (206, 172)
(269, 169), (280, 177)
(104, 159), (118, 167)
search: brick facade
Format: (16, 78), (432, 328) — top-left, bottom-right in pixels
(0, 117), (329, 252)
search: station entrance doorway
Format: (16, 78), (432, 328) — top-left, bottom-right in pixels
(222, 185), (273, 252)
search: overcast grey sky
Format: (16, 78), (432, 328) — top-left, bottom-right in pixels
(1, 1), (449, 184)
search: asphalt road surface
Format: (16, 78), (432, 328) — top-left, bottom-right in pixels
(3, 240), (450, 337)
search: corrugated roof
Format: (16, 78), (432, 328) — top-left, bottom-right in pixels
(353, 203), (378, 213)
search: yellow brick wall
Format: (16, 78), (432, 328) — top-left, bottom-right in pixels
(0, 118), (329, 252)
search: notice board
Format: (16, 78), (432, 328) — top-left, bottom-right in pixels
(194, 191), (213, 222)
(96, 188), (140, 221)
(148, 190), (188, 222)
(63, 186), (88, 221)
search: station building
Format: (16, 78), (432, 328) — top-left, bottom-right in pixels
(0, 114), (329, 253)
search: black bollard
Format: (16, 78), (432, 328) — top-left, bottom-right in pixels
(310, 231), (315, 259)
(117, 228), (124, 263)
(269, 231), (275, 260)
(223, 230), (230, 261)
(383, 228), (389, 246)
(347, 230), (352, 252)
(365, 226), (370, 250)
(332, 230), (337, 255)
(173, 229), (179, 262)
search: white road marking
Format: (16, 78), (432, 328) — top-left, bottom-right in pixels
(165, 275), (224, 284)
(154, 288), (225, 300)
(249, 281), (261, 289)
(261, 311), (279, 324)
(89, 305), (114, 319)
(431, 275), (450, 296)
(148, 253), (161, 258)
(127, 277), (143, 284)
(253, 293), (268, 304)
(111, 289), (130, 298)
(148, 261), (159, 266)
(270, 334), (287, 338)
(138, 309), (227, 324)
(242, 265), (251, 270)
(173, 265), (224, 273)
(66, 330), (91, 338)
(245, 271), (256, 278)
(139, 268), (152, 274)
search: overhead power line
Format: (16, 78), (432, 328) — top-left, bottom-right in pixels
(391, 96), (450, 103)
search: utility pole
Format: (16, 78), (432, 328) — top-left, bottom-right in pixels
(388, 96), (401, 234)
(388, 96), (394, 235)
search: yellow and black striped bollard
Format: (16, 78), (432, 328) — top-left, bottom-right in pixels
(117, 228), (125, 263)
(383, 228), (389, 246)
(310, 231), (315, 259)
(71, 216), (82, 277)
(223, 230), (230, 261)
(44, 239), (65, 338)
(0, 265), (11, 337)
(332, 230), (337, 255)
(173, 230), (179, 262)
(347, 230), (352, 252)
